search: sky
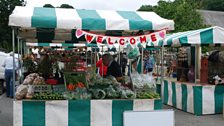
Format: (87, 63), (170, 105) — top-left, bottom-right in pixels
(25, 0), (160, 11)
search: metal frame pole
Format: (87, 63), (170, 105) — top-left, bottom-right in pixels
(86, 47), (88, 66)
(141, 47), (144, 74)
(118, 46), (121, 65)
(12, 28), (16, 99)
(90, 47), (92, 65)
(102, 46), (104, 78)
(194, 46), (197, 84)
(94, 47), (97, 66)
(17, 37), (20, 56)
(161, 45), (164, 84)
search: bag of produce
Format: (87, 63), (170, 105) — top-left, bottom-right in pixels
(121, 89), (136, 99)
(33, 76), (45, 85)
(127, 44), (140, 59)
(15, 85), (28, 100)
(23, 73), (40, 85)
(26, 85), (34, 99)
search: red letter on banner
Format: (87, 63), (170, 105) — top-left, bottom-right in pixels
(130, 38), (136, 45)
(151, 34), (157, 42)
(97, 36), (103, 43)
(139, 36), (147, 43)
(86, 35), (94, 43)
(119, 38), (125, 45)
(108, 37), (114, 45)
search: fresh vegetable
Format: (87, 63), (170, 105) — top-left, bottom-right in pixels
(121, 89), (136, 99)
(32, 93), (64, 100)
(76, 82), (85, 88)
(105, 85), (119, 99)
(137, 92), (160, 99)
(67, 84), (75, 91)
(91, 89), (106, 99)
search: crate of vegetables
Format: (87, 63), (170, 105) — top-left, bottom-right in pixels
(64, 72), (88, 91)
(52, 84), (66, 93)
(33, 85), (52, 93)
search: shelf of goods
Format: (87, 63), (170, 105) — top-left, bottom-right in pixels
(162, 79), (224, 115)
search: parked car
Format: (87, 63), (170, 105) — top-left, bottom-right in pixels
(0, 51), (9, 94)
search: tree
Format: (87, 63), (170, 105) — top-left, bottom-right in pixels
(0, 0), (24, 52)
(59, 4), (74, 9)
(138, 0), (207, 32)
(138, 5), (154, 11)
(202, 0), (224, 11)
(43, 4), (54, 8)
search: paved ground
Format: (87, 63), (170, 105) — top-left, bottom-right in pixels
(164, 105), (224, 126)
(0, 93), (223, 126)
(0, 93), (13, 126)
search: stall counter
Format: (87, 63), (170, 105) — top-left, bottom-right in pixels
(14, 99), (162, 126)
(162, 79), (224, 115)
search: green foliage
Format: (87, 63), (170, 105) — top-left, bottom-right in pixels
(202, 0), (224, 11)
(138, 5), (154, 11)
(0, 0), (24, 51)
(43, 4), (74, 9)
(59, 4), (74, 9)
(138, 0), (207, 32)
(43, 4), (54, 8)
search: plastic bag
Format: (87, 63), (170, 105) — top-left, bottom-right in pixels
(127, 44), (140, 59)
(15, 85), (28, 100)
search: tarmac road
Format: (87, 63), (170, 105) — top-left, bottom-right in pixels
(0, 93), (13, 126)
(0, 93), (223, 126)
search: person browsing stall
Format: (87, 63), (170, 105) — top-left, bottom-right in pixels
(2, 52), (19, 98)
(102, 54), (122, 81)
(96, 57), (108, 77)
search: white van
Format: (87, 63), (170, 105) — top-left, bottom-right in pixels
(0, 51), (9, 94)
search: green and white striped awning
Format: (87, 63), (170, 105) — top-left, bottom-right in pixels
(9, 6), (174, 30)
(163, 26), (224, 46)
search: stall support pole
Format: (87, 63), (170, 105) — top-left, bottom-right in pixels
(12, 28), (16, 99)
(141, 47), (144, 74)
(102, 46), (104, 78)
(91, 47), (93, 65)
(161, 45), (165, 88)
(20, 40), (23, 80)
(17, 37), (20, 56)
(94, 48), (97, 66)
(118, 46), (121, 65)
(86, 47), (88, 66)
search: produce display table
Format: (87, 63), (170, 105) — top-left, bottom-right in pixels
(162, 79), (224, 115)
(14, 99), (162, 126)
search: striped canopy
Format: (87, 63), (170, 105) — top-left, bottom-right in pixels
(9, 6), (174, 30)
(163, 26), (224, 46)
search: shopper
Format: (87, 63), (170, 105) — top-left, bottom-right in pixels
(96, 57), (108, 77)
(2, 52), (18, 98)
(102, 54), (122, 81)
(144, 54), (155, 74)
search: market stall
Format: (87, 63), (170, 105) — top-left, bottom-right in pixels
(9, 6), (174, 126)
(161, 26), (224, 115)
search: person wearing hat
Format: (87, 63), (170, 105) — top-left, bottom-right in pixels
(2, 52), (19, 98)
(102, 53), (123, 81)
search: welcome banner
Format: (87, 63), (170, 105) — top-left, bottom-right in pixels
(75, 29), (166, 47)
